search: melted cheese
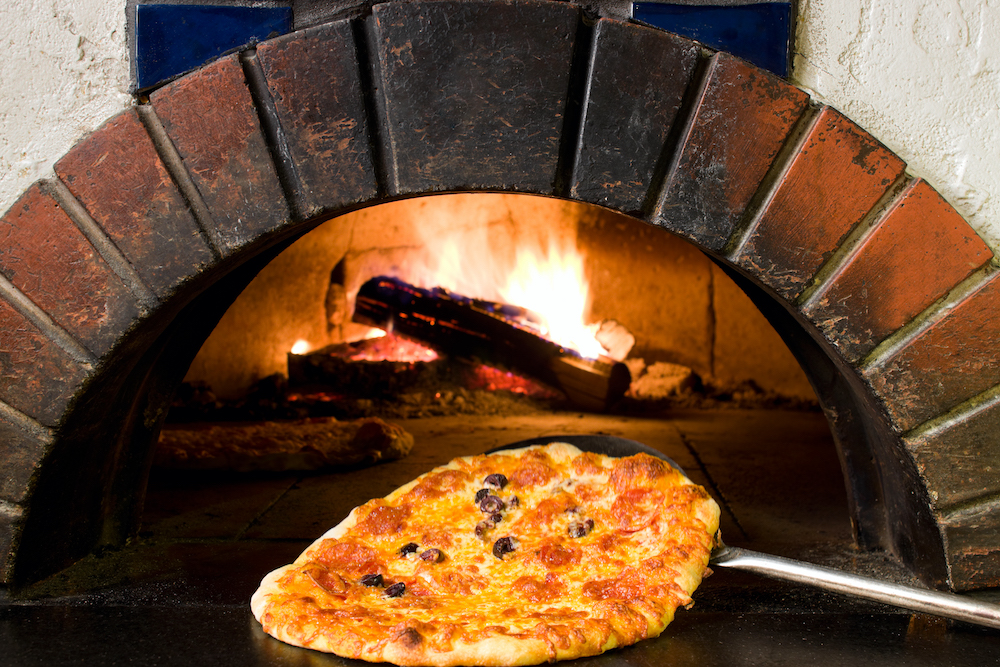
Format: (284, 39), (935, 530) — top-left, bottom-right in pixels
(252, 442), (720, 666)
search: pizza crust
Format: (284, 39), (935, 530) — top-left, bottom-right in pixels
(252, 442), (720, 666)
(156, 417), (413, 472)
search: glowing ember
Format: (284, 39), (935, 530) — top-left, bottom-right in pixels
(465, 364), (559, 398)
(291, 333), (439, 364)
(342, 334), (439, 363)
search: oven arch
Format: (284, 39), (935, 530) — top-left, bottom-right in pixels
(1, 0), (998, 591)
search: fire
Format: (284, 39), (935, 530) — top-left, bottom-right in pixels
(290, 339), (311, 355)
(408, 229), (607, 360)
(497, 240), (605, 359)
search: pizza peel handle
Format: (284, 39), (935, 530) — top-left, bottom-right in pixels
(491, 435), (1000, 631)
(709, 546), (1000, 630)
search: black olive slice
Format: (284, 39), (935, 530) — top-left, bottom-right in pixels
(360, 573), (384, 587)
(493, 536), (519, 559)
(484, 473), (508, 489)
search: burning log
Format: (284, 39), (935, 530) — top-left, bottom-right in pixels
(352, 276), (631, 411)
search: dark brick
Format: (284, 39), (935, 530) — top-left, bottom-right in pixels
(0, 417), (50, 503)
(804, 179), (992, 363)
(0, 298), (89, 427)
(372, 0), (579, 194)
(905, 399), (1000, 508)
(0, 501), (26, 584)
(0, 184), (142, 357)
(655, 52), (809, 250)
(736, 106), (905, 300)
(570, 19), (699, 213)
(150, 54), (289, 254)
(939, 503), (1000, 591)
(257, 20), (378, 218)
(868, 272), (1000, 431)
(54, 108), (214, 298)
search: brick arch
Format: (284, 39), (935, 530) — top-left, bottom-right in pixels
(1, 0), (998, 590)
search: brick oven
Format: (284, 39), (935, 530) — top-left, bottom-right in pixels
(2, 0), (1000, 609)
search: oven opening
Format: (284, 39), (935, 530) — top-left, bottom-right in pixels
(18, 193), (934, 653)
(129, 195), (911, 600)
(172, 193), (819, 419)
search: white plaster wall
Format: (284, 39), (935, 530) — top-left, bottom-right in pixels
(0, 0), (998, 249)
(0, 0), (131, 214)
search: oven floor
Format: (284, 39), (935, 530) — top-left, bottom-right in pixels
(4, 409), (1000, 665)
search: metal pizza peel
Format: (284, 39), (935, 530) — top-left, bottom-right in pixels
(489, 435), (1000, 630)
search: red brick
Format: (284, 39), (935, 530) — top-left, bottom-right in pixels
(867, 271), (1000, 431)
(804, 179), (992, 362)
(0, 184), (142, 356)
(150, 54), (289, 254)
(372, 0), (579, 194)
(655, 53), (809, 250)
(0, 501), (25, 584)
(570, 19), (699, 213)
(939, 501), (1000, 590)
(0, 297), (90, 427)
(904, 398), (1000, 509)
(55, 108), (215, 298)
(257, 20), (378, 218)
(736, 107), (905, 300)
(0, 417), (50, 503)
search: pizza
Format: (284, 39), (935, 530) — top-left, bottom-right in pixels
(154, 417), (413, 472)
(251, 441), (720, 665)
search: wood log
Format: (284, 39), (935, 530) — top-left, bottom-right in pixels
(352, 276), (631, 411)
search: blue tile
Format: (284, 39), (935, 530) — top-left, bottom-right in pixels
(134, 4), (292, 90)
(632, 2), (792, 77)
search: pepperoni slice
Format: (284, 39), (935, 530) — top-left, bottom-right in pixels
(509, 460), (555, 488)
(611, 488), (665, 532)
(303, 564), (348, 595)
(406, 469), (473, 500)
(513, 574), (565, 602)
(571, 452), (605, 476)
(609, 454), (669, 493)
(313, 540), (385, 576)
(356, 504), (410, 537)
(536, 544), (580, 569)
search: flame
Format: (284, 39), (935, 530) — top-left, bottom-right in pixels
(497, 240), (605, 359)
(290, 339), (311, 355)
(398, 225), (607, 359)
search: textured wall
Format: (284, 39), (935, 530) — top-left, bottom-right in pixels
(0, 0), (130, 212)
